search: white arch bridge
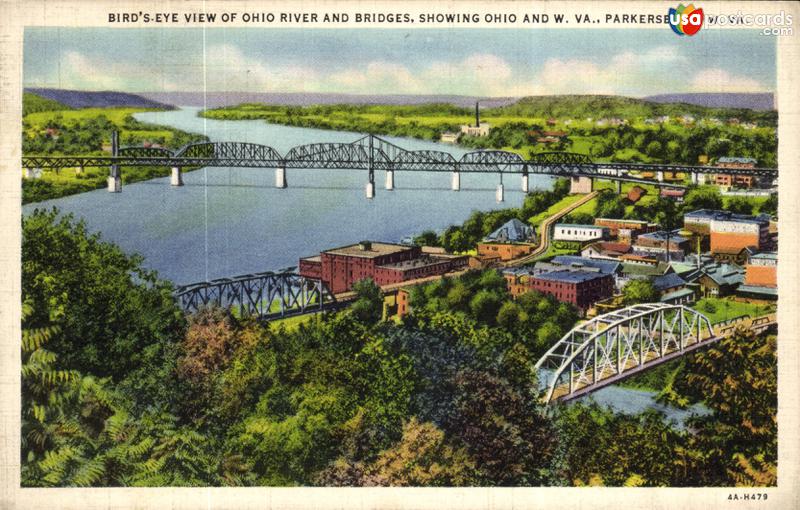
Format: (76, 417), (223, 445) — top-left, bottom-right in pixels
(534, 303), (777, 404)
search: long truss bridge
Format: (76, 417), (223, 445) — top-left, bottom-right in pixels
(21, 132), (777, 199)
(534, 303), (777, 404)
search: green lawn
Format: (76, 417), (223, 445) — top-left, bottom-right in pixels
(692, 297), (775, 324)
(527, 194), (586, 226)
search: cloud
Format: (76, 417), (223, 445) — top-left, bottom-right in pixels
(204, 44), (319, 92)
(329, 61), (424, 93)
(689, 68), (767, 93)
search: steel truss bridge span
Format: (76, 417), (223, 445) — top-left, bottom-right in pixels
(535, 303), (714, 404)
(21, 133), (777, 179)
(173, 271), (341, 321)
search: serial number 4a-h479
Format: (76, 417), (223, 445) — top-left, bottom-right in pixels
(728, 493), (768, 501)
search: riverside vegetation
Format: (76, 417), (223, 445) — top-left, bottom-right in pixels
(21, 207), (776, 487)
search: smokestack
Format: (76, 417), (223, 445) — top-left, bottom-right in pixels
(475, 101), (480, 127)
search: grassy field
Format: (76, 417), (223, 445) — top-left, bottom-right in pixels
(22, 100), (207, 204)
(692, 297), (775, 324)
(527, 194), (586, 225)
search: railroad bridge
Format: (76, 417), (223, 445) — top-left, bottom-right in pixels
(21, 131), (777, 200)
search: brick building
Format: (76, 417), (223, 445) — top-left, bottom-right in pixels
(476, 218), (536, 262)
(593, 218), (658, 242)
(553, 224), (609, 242)
(738, 252), (777, 301)
(528, 270), (615, 312)
(714, 157), (757, 189)
(299, 241), (467, 294)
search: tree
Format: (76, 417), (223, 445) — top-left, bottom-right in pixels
(726, 196), (754, 215)
(622, 279), (659, 306)
(684, 186), (723, 211)
(469, 290), (502, 326)
(412, 230), (439, 247)
(760, 193), (777, 217)
(350, 278), (384, 324)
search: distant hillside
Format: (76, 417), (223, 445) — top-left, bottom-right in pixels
(24, 88), (175, 110)
(22, 92), (72, 116)
(139, 91), (516, 109)
(644, 93), (774, 111)
(489, 95), (776, 123)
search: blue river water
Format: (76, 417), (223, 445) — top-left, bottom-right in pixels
(22, 107), (709, 424)
(24, 107), (549, 285)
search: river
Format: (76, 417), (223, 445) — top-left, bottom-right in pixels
(24, 107), (544, 285)
(22, 106), (709, 425)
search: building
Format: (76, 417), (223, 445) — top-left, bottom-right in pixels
(632, 230), (689, 261)
(689, 262), (745, 298)
(477, 219), (536, 262)
(593, 218), (658, 241)
(460, 101), (491, 137)
(714, 156), (758, 189)
(529, 270), (615, 313)
(712, 245), (754, 266)
(652, 273), (694, 304)
(581, 241), (632, 260)
(737, 252), (777, 301)
(383, 288), (412, 319)
(626, 185), (648, 204)
(660, 188), (686, 202)
(553, 224), (609, 243)
(299, 240), (467, 294)
(685, 210), (771, 255)
(440, 132), (460, 143)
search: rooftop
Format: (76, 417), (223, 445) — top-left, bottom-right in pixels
(638, 230), (688, 243)
(685, 209), (770, 225)
(750, 251), (778, 261)
(660, 288), (695, 302)
(551, 255), (621, 275)
(718, 156), (757, 164)
(737, 284), (778, 296)
(595, 218), (650, 226)
(653, 272), (686, 291)
(324, 241), (413, 258)
(554, 223), (606, 230)
(534, 269), (611, 284)
(484, 218), (535, 243)
(378, 255), (455, 270)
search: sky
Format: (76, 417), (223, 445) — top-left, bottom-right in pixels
(23, 27), (776, 97)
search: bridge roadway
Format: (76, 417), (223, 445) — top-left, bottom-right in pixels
(22, 133), (777, 196)
(535, 305), (777, 404)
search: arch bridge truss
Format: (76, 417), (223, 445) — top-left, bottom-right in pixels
(534, 303), (715, 404)
(173, 271), (339, 321)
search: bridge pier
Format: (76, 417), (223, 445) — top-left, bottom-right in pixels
(385, 170), (394, 190)
(656, 171), (664, 182)
(496, 183), (505, 203)
(521, 173), (529, 193)
(691, 171), (699, 185)
(275, 167), (287, 188)
(170, 166), (183, 186)
(615, 180), (622, 194)
(451, 171), (461, 191)
(365, 181), (375, 199)
(570, 176), (593, 194)
(107, 174), (121, 192)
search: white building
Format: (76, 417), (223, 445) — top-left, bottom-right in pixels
(460, 123), (491, 137)
(553, 224), (609, 242)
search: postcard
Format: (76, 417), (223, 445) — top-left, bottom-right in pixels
(1, 1), (798, 508)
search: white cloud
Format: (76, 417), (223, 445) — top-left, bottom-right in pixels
(330, 61), (424, 93)
(689, 68), (767, 93)
(204, 44), (319, 92)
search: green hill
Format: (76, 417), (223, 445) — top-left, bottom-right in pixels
(489, 95), (776, 125)
(22, 92), (72, 116)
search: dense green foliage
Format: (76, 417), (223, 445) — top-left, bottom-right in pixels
(21, 210), (777, 487)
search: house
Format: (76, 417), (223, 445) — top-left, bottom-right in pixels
(553, 224), (609, 242)
(626, 185), (648, 204)
(694, 262), (745, 298)
(535, 255), (622, 289)
(581, 241), (632, 260)
(476, 219), (536, 262)
(594, 218), (658, 243)
(652, 273), (694, 304)
(618, 259), (674, 288)
(660, 188), (686, 202)
(712, 245), (754, 265)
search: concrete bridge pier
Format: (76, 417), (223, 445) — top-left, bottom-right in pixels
(691, 172), (699, 185)
(451, 171), (461, 191)
(275, 167), (287, 188)
(656, 171), (664, 182)
(107, 165), (121, 193)
(496, 182), (505, 203)
(521, 173), (529, 193)
(170, 166), (183, 186)
(615, 180), (622, 193)
(366, 180), (375, 199)
(570, 175), (593, 194)
(385, 169), (394, 190)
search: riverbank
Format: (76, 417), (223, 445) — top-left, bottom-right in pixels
(22, 101), (208, 204)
